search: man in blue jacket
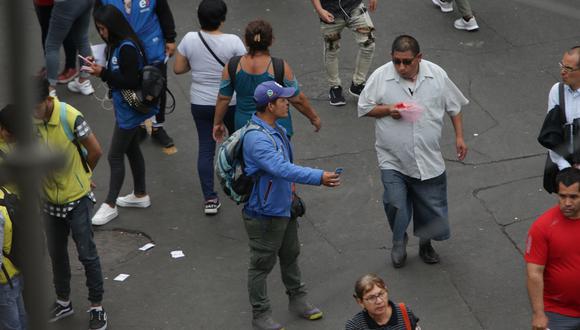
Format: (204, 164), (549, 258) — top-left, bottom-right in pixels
(242, 81), (341, 330)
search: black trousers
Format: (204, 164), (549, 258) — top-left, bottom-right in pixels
(105, 124), (146, 204)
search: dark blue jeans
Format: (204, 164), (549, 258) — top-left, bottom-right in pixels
(190, 104), (235, 201)
(546, 312), (580, 330)
(380, 170), (450, 242)
(44, 0), (93, 86)
(45, 196), (104, 304)
(0, 275), (27, 330)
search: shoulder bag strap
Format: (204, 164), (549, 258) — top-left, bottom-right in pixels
(59, 102), (90, 173)
(558, 82), (566, 124)
(198, 32), (225, 67)
(398, 303), (412, 330)
(227, 55), (242, 91)
(272, 57), (285, 86)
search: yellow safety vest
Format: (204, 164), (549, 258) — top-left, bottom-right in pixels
(0, 188), (18, 284)
(34, 99), (92, 205)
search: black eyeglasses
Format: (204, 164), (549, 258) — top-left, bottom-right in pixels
(393, 57), (416, 66)
(559, 62), (580, 73)
(363, 290), (387, 304)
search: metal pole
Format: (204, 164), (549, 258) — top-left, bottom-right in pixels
(4, 1), (49, 329)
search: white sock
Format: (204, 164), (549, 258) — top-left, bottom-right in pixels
(90, 306), (103, 312)
(56, 299), (70, 307)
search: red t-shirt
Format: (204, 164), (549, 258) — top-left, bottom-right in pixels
(34, 0), (54, 6)
(525, 205), (580, 317)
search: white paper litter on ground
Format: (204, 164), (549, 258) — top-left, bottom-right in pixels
(171, 250), (185, 259)
(114, 274), (130, 282)
(139, 243), (155, 251)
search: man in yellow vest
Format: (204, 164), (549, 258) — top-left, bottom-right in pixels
(0, 105), (27, 330)
(33, 77), (109, 330)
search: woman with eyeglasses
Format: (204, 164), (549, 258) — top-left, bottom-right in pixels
(346, 274), (421, 330)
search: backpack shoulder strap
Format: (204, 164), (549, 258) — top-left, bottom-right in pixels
(228, 55), (243, 90)
(272, 57), (285, 86)
(245, 124), (278, 150)
(398, 303), (412, 330)
(59, 102), (75, 142)
(59, 102), (90, 173)
(558, 83), (566, 124)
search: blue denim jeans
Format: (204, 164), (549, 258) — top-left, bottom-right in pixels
(45, 0), (94, 86)
(380, 170), (450, 242)
(0, 275), (27, 330)
(546, 312), (580, 330)
(44, 196), (104, 304)
(190, 104), (235, 200)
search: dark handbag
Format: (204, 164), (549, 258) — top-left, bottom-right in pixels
(290, 192), (306, 218)
(543, 154), (560, 194)
(537, 104), (565, 150)
(540, 83), (567, 193)
(121, 65), (166, 114)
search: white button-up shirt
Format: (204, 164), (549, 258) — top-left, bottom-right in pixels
(547, 82), (580, 169)
(358, 60), (468, 180)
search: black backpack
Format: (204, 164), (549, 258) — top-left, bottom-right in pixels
(227, 56), (285, 89)
(0, 187), (22, 288)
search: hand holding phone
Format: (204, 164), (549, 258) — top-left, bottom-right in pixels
(78, 54), (93, 65)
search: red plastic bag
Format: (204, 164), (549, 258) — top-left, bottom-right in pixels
(394, 102), (424, 122)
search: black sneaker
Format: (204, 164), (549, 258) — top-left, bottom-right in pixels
(204, 199), (221, 215)
(151, 126), (174, 148)
(349, 82), (365, 97)
(48, 301), (74, 323)
(89, 308), (108, 330)
(329, 86), (346, 106)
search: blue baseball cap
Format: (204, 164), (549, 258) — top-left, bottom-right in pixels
(253, 81), (296, 107)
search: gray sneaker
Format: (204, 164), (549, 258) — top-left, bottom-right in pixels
(289, 297), (323, 320)
(252, 314), (285, 330)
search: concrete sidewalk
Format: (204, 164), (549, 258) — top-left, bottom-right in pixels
(3, 0), (580, 328)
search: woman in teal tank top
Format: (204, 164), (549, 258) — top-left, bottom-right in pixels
(213, 20), (321, 141)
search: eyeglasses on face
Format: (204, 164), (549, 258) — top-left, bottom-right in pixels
(393, 57), (416, 66)
(559, 61), (580, 73)
(363, 290), (387, 304)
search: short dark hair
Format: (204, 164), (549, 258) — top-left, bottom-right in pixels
(245, 20), (273, 56)
(391, 35), (420, 56)
(255, 103), (268, 113)
(567, 46), (580, 68)
(556, 167), (580, 191)
(198, 0), (227, 31)
(34, 76), (50, 104)
(0, 104), (18, 135)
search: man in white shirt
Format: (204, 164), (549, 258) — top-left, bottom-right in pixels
(547, 46), (580, 170)
(358, 35), (468, 268)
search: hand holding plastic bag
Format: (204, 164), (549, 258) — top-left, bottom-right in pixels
(394, 102), (424, 122)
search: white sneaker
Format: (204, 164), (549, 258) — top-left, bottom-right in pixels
(92, 203), (118, 226)
(67, 77), (94, 95)
(432, 0), (453, 12)
(454, 16), (479, 31)
(116, 193), (151, 208)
